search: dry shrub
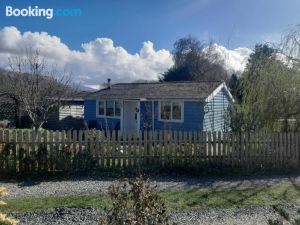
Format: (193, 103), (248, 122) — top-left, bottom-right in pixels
(101, 175), (175, 225)
(0, 187), (17, 225)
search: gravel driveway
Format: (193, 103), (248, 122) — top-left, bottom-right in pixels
(2, 175), (300, 225)
(1, 175), (300, 199)
(8, 204), (300, 225)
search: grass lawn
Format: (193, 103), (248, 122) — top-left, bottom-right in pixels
(1, 182), (300, 213)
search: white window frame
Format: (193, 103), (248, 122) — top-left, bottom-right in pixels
(158, 101), (184, 123)
(96, 100), (121, 118)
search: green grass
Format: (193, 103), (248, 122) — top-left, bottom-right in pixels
(0, 195), (112, 213)
(1, 183), (300, 213)
(161, 183), (300, 209)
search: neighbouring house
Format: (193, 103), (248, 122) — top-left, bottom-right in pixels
(0, 94), (18, 127)
(45, 92), (88, 130)
(0, 90), (88, 130)
(84, 80), (234, 132)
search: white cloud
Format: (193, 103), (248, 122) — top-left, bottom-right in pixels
(0, 26), (173, 88)
(0, 26), (252, 89)
(208, 44), (253, 75)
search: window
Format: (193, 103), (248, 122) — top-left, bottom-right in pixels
(106, 101), (114, 117)
(172, 102), (182, 120)
(159, 101), (183, 122)
(97, 100), (121, 118)
(160, 102), (171, 120)
(98, 101), (105, 116)
(115, 101), (121, 117)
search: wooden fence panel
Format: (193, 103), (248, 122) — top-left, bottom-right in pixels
(0, 129), (300, 175)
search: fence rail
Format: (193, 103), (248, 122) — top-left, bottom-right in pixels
(0, 129), (299, 174)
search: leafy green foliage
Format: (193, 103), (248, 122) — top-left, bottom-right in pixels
(272, 205), (289, 220)
(228, 103), (260, 132)
(268, 219), (283, 225)
(293, 218), (300, 225)
(228, 74), (243, 103)
(234, 42), (300, 132)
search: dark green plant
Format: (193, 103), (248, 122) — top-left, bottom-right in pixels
(100, 175), (175, 225)
(273, 205), (290, 221)
(72, 151), (96, 171)
(0, 221), (16, 225)
(159, 35), (227, 82)
(293, 218), (300, 225)
(268, 219), (283, 225)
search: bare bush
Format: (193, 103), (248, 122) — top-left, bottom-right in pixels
(100, 175), (175, 225)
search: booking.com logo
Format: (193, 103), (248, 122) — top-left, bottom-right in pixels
(5, 6), (82, 19)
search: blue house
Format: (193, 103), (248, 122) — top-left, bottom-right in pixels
(84, 80), (234, 132)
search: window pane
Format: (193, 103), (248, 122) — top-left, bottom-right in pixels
(106, 100), (114, 116)
(115, 101), (121, 117)
(98, 101), (105, 115)
(172, 102), (182, 120)
(160, 102), (171, 120)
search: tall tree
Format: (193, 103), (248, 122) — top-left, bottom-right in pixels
(228, 73), (243, 103)
(160, 35), (227, 82)
(238, 42), (300, 132)
(0, 49), (74, 130)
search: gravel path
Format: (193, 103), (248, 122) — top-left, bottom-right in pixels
(2, 175), (300, 224)
(8, 204), (300, 225)
(1, 175), (300, 200)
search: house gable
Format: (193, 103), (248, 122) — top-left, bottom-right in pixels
(203, 83), (232, 131)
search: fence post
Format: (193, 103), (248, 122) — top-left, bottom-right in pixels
(143, 130), (147, 166)
(296, 132), (299, 168)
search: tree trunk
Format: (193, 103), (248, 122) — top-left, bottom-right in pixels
(15, 101), (22, 128)
(283, 117), (289, 132)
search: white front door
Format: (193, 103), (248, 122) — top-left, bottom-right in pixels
(122, 101), (140, 132)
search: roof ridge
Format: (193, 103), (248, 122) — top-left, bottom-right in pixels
(113, 80), (223, 85)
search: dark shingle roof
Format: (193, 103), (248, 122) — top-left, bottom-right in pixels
(85, 81), (223, 101)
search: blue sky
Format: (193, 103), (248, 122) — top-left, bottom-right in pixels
(0, 0), (299, 86)
(0, 0), (299, 52)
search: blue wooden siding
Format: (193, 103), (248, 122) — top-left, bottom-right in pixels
(154, 101), (204, 131)
(85, 88), (231, 132)
(203, 88), (231, 131)
(84, 100), (120, 130)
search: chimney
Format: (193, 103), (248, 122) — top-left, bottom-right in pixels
(107, 78), (111, 89)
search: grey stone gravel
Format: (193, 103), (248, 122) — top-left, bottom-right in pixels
(8, 204), (300, 225)
(1, 175), (300, 200)
(9, 207), (103, 225)
(171, 206), (281, 225)
(2, 176), (300, 224)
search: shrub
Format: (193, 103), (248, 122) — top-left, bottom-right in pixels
(268, 219), (283, 225)
(100, 175), (175, 225)
(0, 187), (17, 225)
(294, 218), (300, 225)
(272, 205), (290, 221)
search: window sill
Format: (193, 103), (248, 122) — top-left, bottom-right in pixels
(96, 115), (121, 119)
(158, 119), (184, 123)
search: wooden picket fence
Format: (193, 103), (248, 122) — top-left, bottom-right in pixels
(0, 129), (299, 175)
